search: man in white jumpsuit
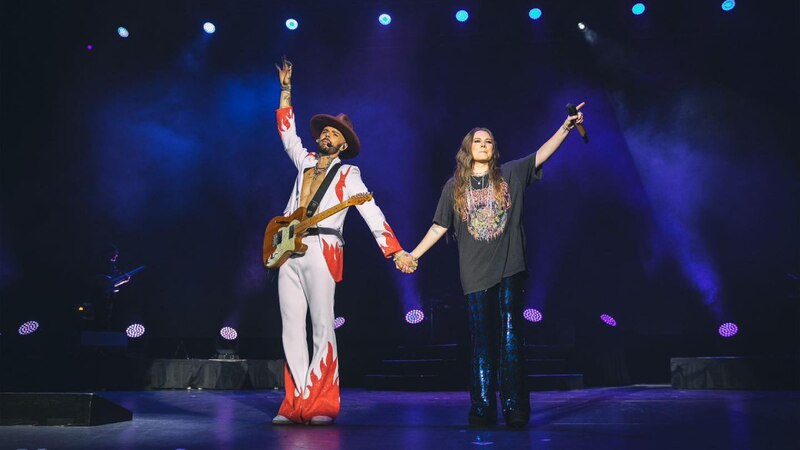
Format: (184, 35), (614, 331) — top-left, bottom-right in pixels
(272, 57), (408, 425)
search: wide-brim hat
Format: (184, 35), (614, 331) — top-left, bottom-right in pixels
(310, 113), (360, 159)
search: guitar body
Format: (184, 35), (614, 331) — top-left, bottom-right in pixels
(263, 207), (309, 269)
(261, 193), (373, 270)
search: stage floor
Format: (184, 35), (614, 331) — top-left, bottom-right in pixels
(1, 386), (797, 449)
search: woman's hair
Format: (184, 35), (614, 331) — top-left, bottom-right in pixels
(452, 127), (505, 220)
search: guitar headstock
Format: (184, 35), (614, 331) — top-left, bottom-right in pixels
(347, 192), (373, 206)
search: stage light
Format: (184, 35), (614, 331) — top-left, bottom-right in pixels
(203, 22), (216, 34)
(220, 326), (238, 340)
(125, 323), (146, 338)
(378, 14), (392, 26)
(523, 308), (543, 323)
(721, 1), (736, 12)
(577, 22), (587, 31)
(600, 314), (617, 327)
(632, 3), (646, 15)
(216, 326), (240, 359)
(455, 10), (469, 23)
(18, 320), (39, 336)
(117, 27), (129, 38)
(334, 317), (346, 329)
(528, 8), (542, 20)
(285, 19), (299, 31)
(405, 309), (425, 324)
(718, 322), (738, 337)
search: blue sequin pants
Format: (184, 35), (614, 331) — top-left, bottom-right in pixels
(465, 273), (530, 422)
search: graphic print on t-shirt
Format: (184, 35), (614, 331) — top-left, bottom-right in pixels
(464, 177), (511, 241)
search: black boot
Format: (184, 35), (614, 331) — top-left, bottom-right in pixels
(468, 404), (497, 427)
(504, 409), (529, 428)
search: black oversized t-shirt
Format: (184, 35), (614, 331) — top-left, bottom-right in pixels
(433, 152), (542, 295)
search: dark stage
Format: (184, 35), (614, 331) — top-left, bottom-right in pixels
(1, 387), (798, 450)
(2, 0), (799, 448)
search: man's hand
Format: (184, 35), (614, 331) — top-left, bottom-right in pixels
(276, 56), (293, 90)
(277, 56), (293, 108)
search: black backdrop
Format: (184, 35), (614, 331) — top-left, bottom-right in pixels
(1, 1), (798, 379)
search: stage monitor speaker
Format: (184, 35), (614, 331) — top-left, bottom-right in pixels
(671, 356), (800, 390)
(0, 393), (133, 426)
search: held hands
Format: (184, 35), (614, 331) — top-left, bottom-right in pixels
(276, 55), (293, 90)
(393, 251), (418, 274)
(561, 101), (585, 132)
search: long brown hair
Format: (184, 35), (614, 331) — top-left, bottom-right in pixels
(452, 127), (505, 220)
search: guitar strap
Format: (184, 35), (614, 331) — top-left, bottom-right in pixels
(306, 162), (342, 218)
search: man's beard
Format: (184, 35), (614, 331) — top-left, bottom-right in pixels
(317, 140), (343, 155)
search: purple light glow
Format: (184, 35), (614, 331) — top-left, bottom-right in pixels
(86, 44), (93, 51)
(523, 308), (543, 323)
(220, 326), (238, 340)
(18, 320), (39, 336)
(623, 113), (724, 318)
(125, 323), (145, 338)
(600, 314), (617, 327)
(405, 309), (424, 325)
(334, 317), (346, 329)
(718, 322), (738, 337)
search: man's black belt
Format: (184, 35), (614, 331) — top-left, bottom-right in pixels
(305, 227), (344, 242)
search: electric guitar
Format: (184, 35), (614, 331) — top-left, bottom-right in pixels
(262, 192), (373, 269)
(112, 265), (145, 287)
(99, 265), (146, 294)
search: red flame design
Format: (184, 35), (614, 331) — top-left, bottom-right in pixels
(302, 341), (340, 420)
(379, 221), (402, 257)
(321, 239), (344, 282)
(277, 362), (304, 423)
(277, 107), (294, 135)
(335, 166), (352, 202)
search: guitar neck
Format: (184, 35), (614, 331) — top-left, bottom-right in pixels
(296, 202), (354, 234)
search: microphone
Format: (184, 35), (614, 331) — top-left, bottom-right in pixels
(316, 138), (334, 148)
(566, 103), (589, 144)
